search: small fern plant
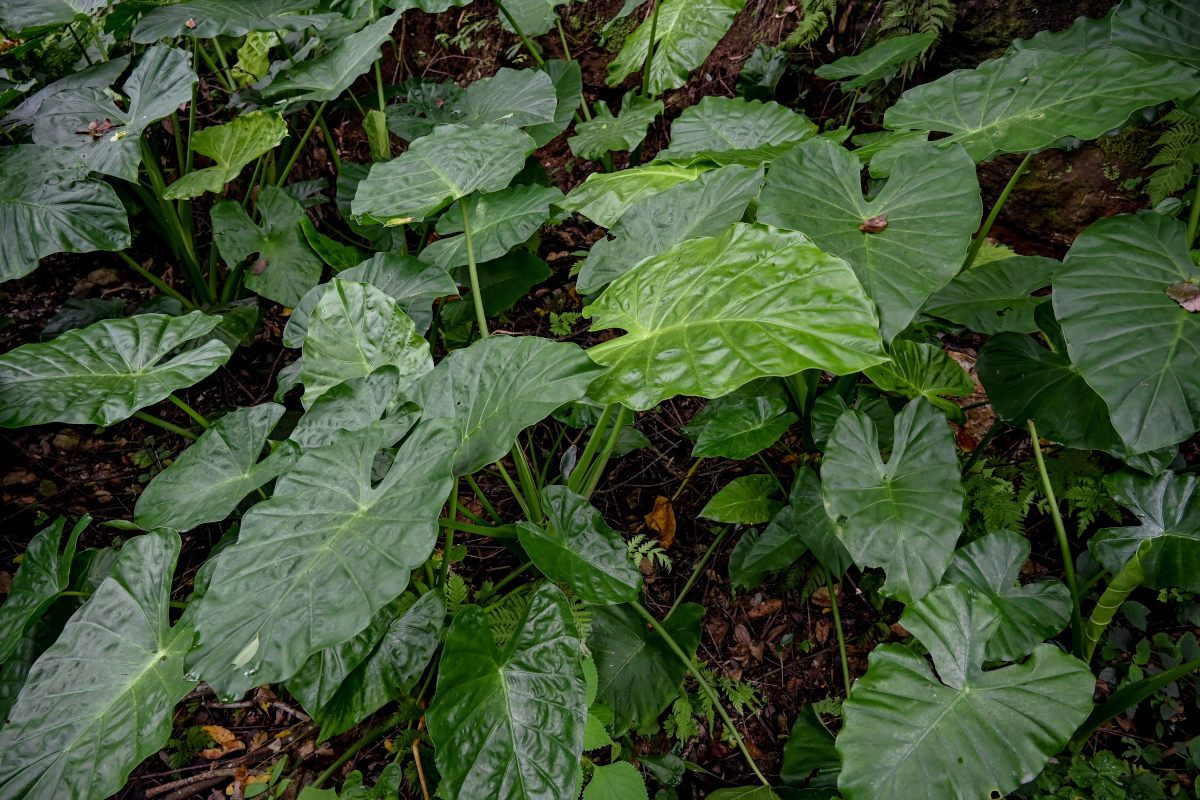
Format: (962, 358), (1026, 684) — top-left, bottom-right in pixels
(783, 0), (837, 50)
(874, 0), (954, 75)
(628, 533), (672, 572)
(1146, 108), (1200, 207)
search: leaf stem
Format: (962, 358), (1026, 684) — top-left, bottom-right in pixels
(1187, 162), (1200, 247)
(115, 252), (197, 311)
(495, 0), (545, 66)
(581, 405), (630, 498)
(1081, 545), (1145, 664)
(641, 0), (659, 99)
(311, 709), (409, 789)
(277, 100), (329, 187)
(671, 458), (705, 502)
(132, 410), (198, 440)
(437, 517), (515, 538)
(511, 442), (543, 522)
(632, 600), (770, 787)
(825, 566), (851, 696)
(569, 404), (615, 493)
(169, 394), (210, 430)
(465, 473), (503, 524)
(495, 459), (534, 520)
(964, 151), (1033, 270)
(441, 479), (458, 588)
(460, 200), (489, 337)
(1028, 419), (1082, 659)
(665, 526), (729, 621)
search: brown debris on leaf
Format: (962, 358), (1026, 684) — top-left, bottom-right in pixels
(74, 119), (114, 138)
(1166, 280), (1200, 312)
(644, 495), (676, 549)
(858, 214), (888, 233)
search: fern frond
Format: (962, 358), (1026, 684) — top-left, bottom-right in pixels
(875, 0), (953, 75)
(443, 571), (469, 614)
(628, 533), (672, 572)
(783, 0), (836, 50)
(1146, 109), (1200, 206)
(485, 584), (534, 649)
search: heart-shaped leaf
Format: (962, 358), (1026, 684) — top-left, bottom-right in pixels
(427, 583), (586, 800)
(577, 164), (763, 294)
(32, 45), (195, 182)
(759, 137), (981, 341)
(1091, 470), (1200, 593)
(1054, 212), (1200, 453)
(0, 516), (85, 664)
(2, 57), (129, 133)
(385, 67), (560, 141)
(816, 32), (937, 91)
(941, 530), (1072, 661)
(584, 761), (648, 800)
(864, 339), (973, 421)
(686, 393), (796, 460)
(132, 0), (338, 41)
(134, 403), (301, 532)
(923, 255), (1057, 334)
(884, 45), (1197, 162)
(353, 123), (534, 224)
(585, 223), (886, 410)
(405, 335), (605, 476)
(728, 505), (805, 591)
(526, 60), (583, 148)
(822, 399), (964, 604)
(0, 311), (230, 428)
(0, 145), (130, 281)
(518, 486), (643, 604)
(300, 279), (432, 409)
(589, 602), (703, 734)
(163, 110), (287, 200)
(187, 420), (454, 699)
(1111, 0), (1200, 68)
(700, 474), (782, 524)
(259, 11), (401, 104)
(421, 183), (562, 270)
(212, 185), (325, 308)
(654, 96), (815, 166)
(570, 92), (664, 160)
(607, 0), (746, 96)
(559, 163), (708, 227)
(837, 584), (1093, 800)
(289, 371), (417, 451)
(0, 531), (196, 800)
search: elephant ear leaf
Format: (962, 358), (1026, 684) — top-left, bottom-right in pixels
(941, 530), (1072, 661)
(427, 583), (587, 800)
(607, 0), (745, 96)
(0, 144), (131, 282)
(822, 399), (964, 604)
(1090, 470), (1200, 593)
(570, 92), (664, 160)
(163, 110), (287, 200)
(758, 136), (981, 341)
(134, 403), (301, 532)
(864, 339), (973, 422)
(837, 584), (1094, 800)
(0, 311), (231, 428)
(0, 531), (196, 800)
(1054, 212), (1200, 454)
(0, 516), (86, 664)
(1110, 0), (1200, 68)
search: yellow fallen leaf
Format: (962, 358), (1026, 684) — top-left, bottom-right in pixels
(644, 495), (676, 549)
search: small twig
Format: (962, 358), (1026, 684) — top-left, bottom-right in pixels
(146, 768), (240, 798)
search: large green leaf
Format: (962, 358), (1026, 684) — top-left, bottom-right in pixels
(2, 57), (129, 132)
(0, 531), (196, 800)
(353, 123), (535, 224)
(0, 312), (230, 428)
(607, 0), (746, 96)
(577, 164), (763, 294)
(132, 0), (338, 41)
(517, 486), (642, 604)
(976, 330), (1124, 454)
(758, 137), (981, 341)
(686, 393), (796, 460)
(588, 602), (703, 734)
(941, 531), (1071, 661)
(837, 584), (1093, 800)
(300, 279), (432, 409)
(422, 184), (563, 270)
(569, 93), (663, 160)
(728, 506), (805, 591)
(0, 517), (84, 664)
(259, 11), (399, 103)
(822, 399), (964, 604)
(864, 339), (972, 421)
(427, 584), (586, 800)
(1111, 0), (1200, 68)
(815, 32), (937, 91)
(285, 255), (456, 344)
(31, 46), (195, 182)
(526, 60), (583, 148)
(385, 68), (559, 142)
(923, 255), (1057, 334)
(583, 761), (647, 800)
(655, 96), (814, 166)
(883, 46), (1198, 162)
(0, 145), (129, 281)
(790, 466), (853, 577)
(212, 185), (324, 308)
(134, 404), (300, 531)
(405, 335), (605, 475)
(1054, 212), (1200, 453)
(440, 251), (552, 327)
(287, 598), (394, 715)
(163, 111), (287, 200)
(289, 372), (417, 452)
(188, 419), (454, 699)
(584, 223), (886, 410)
(311, 591), (445, 739)
(0, 0), (104, 33)
(1090, 470), (1200, 592)
(498, 0), (570, 37)
(700, 474), (782, 524)
(558, 163), (707, 227)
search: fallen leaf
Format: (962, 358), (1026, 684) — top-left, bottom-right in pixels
(1166, 280), (1200, 312)
(858, 214), (888, 233)
(201, 725), (245, 759)
(644, 495), (676, 549)
(747, 598), (782, 620)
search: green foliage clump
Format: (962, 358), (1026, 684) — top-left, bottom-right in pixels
(663, 662), (761, 744)
(1146, 109), (1200, 207)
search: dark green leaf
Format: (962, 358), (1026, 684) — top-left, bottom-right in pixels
(728, 506), (805, 591)
(0, 517), (84, 664)
(655, 96), (814, 166)
(259, 11), (401, 104)
(422, 184), (562, 270)
(687, 394), (796, 460)
(1111, 0), (1200, 68)
(923, 255), (1057, 334)
(815, 33), (936, 91)
(791, 466), (853, 578)
(570, 92), (663, 160)
(132, 0), (338, 41)
(701, 475), (782, 524)
(864, 339), (973, 421)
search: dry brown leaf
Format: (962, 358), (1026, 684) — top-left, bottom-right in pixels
(747, 598), (782, 620)
(644, 495), (676, 549)
(858, 214), (888, 233)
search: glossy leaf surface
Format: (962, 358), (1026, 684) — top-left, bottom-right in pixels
(0, 312), (229, 428)
(132, 0), (336, 41)
(427, 584), (586, 800)
(585, 223), (886, 409)
(0, 517), (84, 664)
(1091, 471), (1200, 592)
(559, 163), (707, 227)
(134, 404), (300, 532)
(815, 32), (937, 91)
(759, 137), (981, 341)
(864, 339), (972, 421)
(0, 531), (195, 800)
(728, 506), (805, 591)
(164, 111), (287, 199)
(0, 145), (130, 282)
(1110, 0), (1200, 68)
(655, 96), (814, 165)
(837, 585), (1093, 800)
(924, 255), (1057, 334)
(687, 394), (796, 460)
(570, 93), (664, 160)
(700, 475), (782, 524)
(259, 12), (401, 104)
(422, 184), (563, 270)
(822, 400), (964, 604)
(790, 466), (854, 577)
